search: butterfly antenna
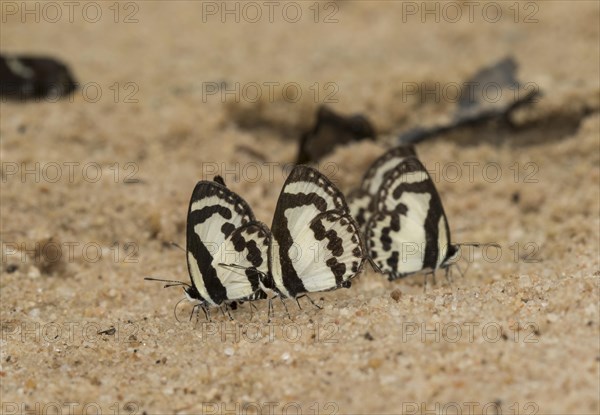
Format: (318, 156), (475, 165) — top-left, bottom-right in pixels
(217, 262), (255, 275)
(219, 263), (263, 278)
(145, 277), (191, 289)
(162, 283), (183, 288)
(218, 262), (248, 271)
(456, 242), (500, 248)
(170, 241), (186, 252)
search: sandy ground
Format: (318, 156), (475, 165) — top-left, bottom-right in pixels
(1, 1), (599, 414)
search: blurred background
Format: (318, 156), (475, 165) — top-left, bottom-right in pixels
(1, 1), (599, 414)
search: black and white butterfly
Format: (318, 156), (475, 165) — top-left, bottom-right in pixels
(365, 156), (465, 282)
(222, 165), (366, 316)
(146, 176), (269, 320)
(347, 145), (417, 234)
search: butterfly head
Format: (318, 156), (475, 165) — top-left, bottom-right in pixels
(183, 284), (207, 304)
(145, 276), (209, 306)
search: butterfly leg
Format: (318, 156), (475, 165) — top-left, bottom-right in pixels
(297, 294), (323, 310)
(279, 297), (291, 320)
(189, 303), (209, 323)
(249, 302), (259, 321)
(454, 261), (466, 279)
(309, 295), (324, 310)
(444, 266), (454, 286)
(222, 304), (234, 321)
(188, 305), (196, 322)
(423, 271), (435, 293)
(198, 305), (211, 322)
(267, 297), (274, 323)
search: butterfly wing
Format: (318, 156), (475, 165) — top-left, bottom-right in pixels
(212, 221), (270, 301)
(269, 165), (365, 297)
(293, 211), (364, 292)
(348, 145), (417, 232)
(347, 189), (372, 234)
(186, 179), (256, 305)
(367, 157), (451, 279)
(359, 145), (418, 195)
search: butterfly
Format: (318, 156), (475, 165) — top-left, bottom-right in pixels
(349, 147), (482, 285)
(222, 165), (366, 317)
(146, 176), (269, 320)
(362, 156), (480, 284)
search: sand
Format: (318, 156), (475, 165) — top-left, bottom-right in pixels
(1, 1), (599, 414)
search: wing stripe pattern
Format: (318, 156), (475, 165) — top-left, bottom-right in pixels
(361, 146), (417, 195)
(186, 180), (257, 305)
(213, 222), (270, 301)
(309, 211), (363, 287)
(270, 185), (330, 297)
(368, 157), (451, 278)
(269, 166), (364, 297)
(348, 145), (416, 232)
